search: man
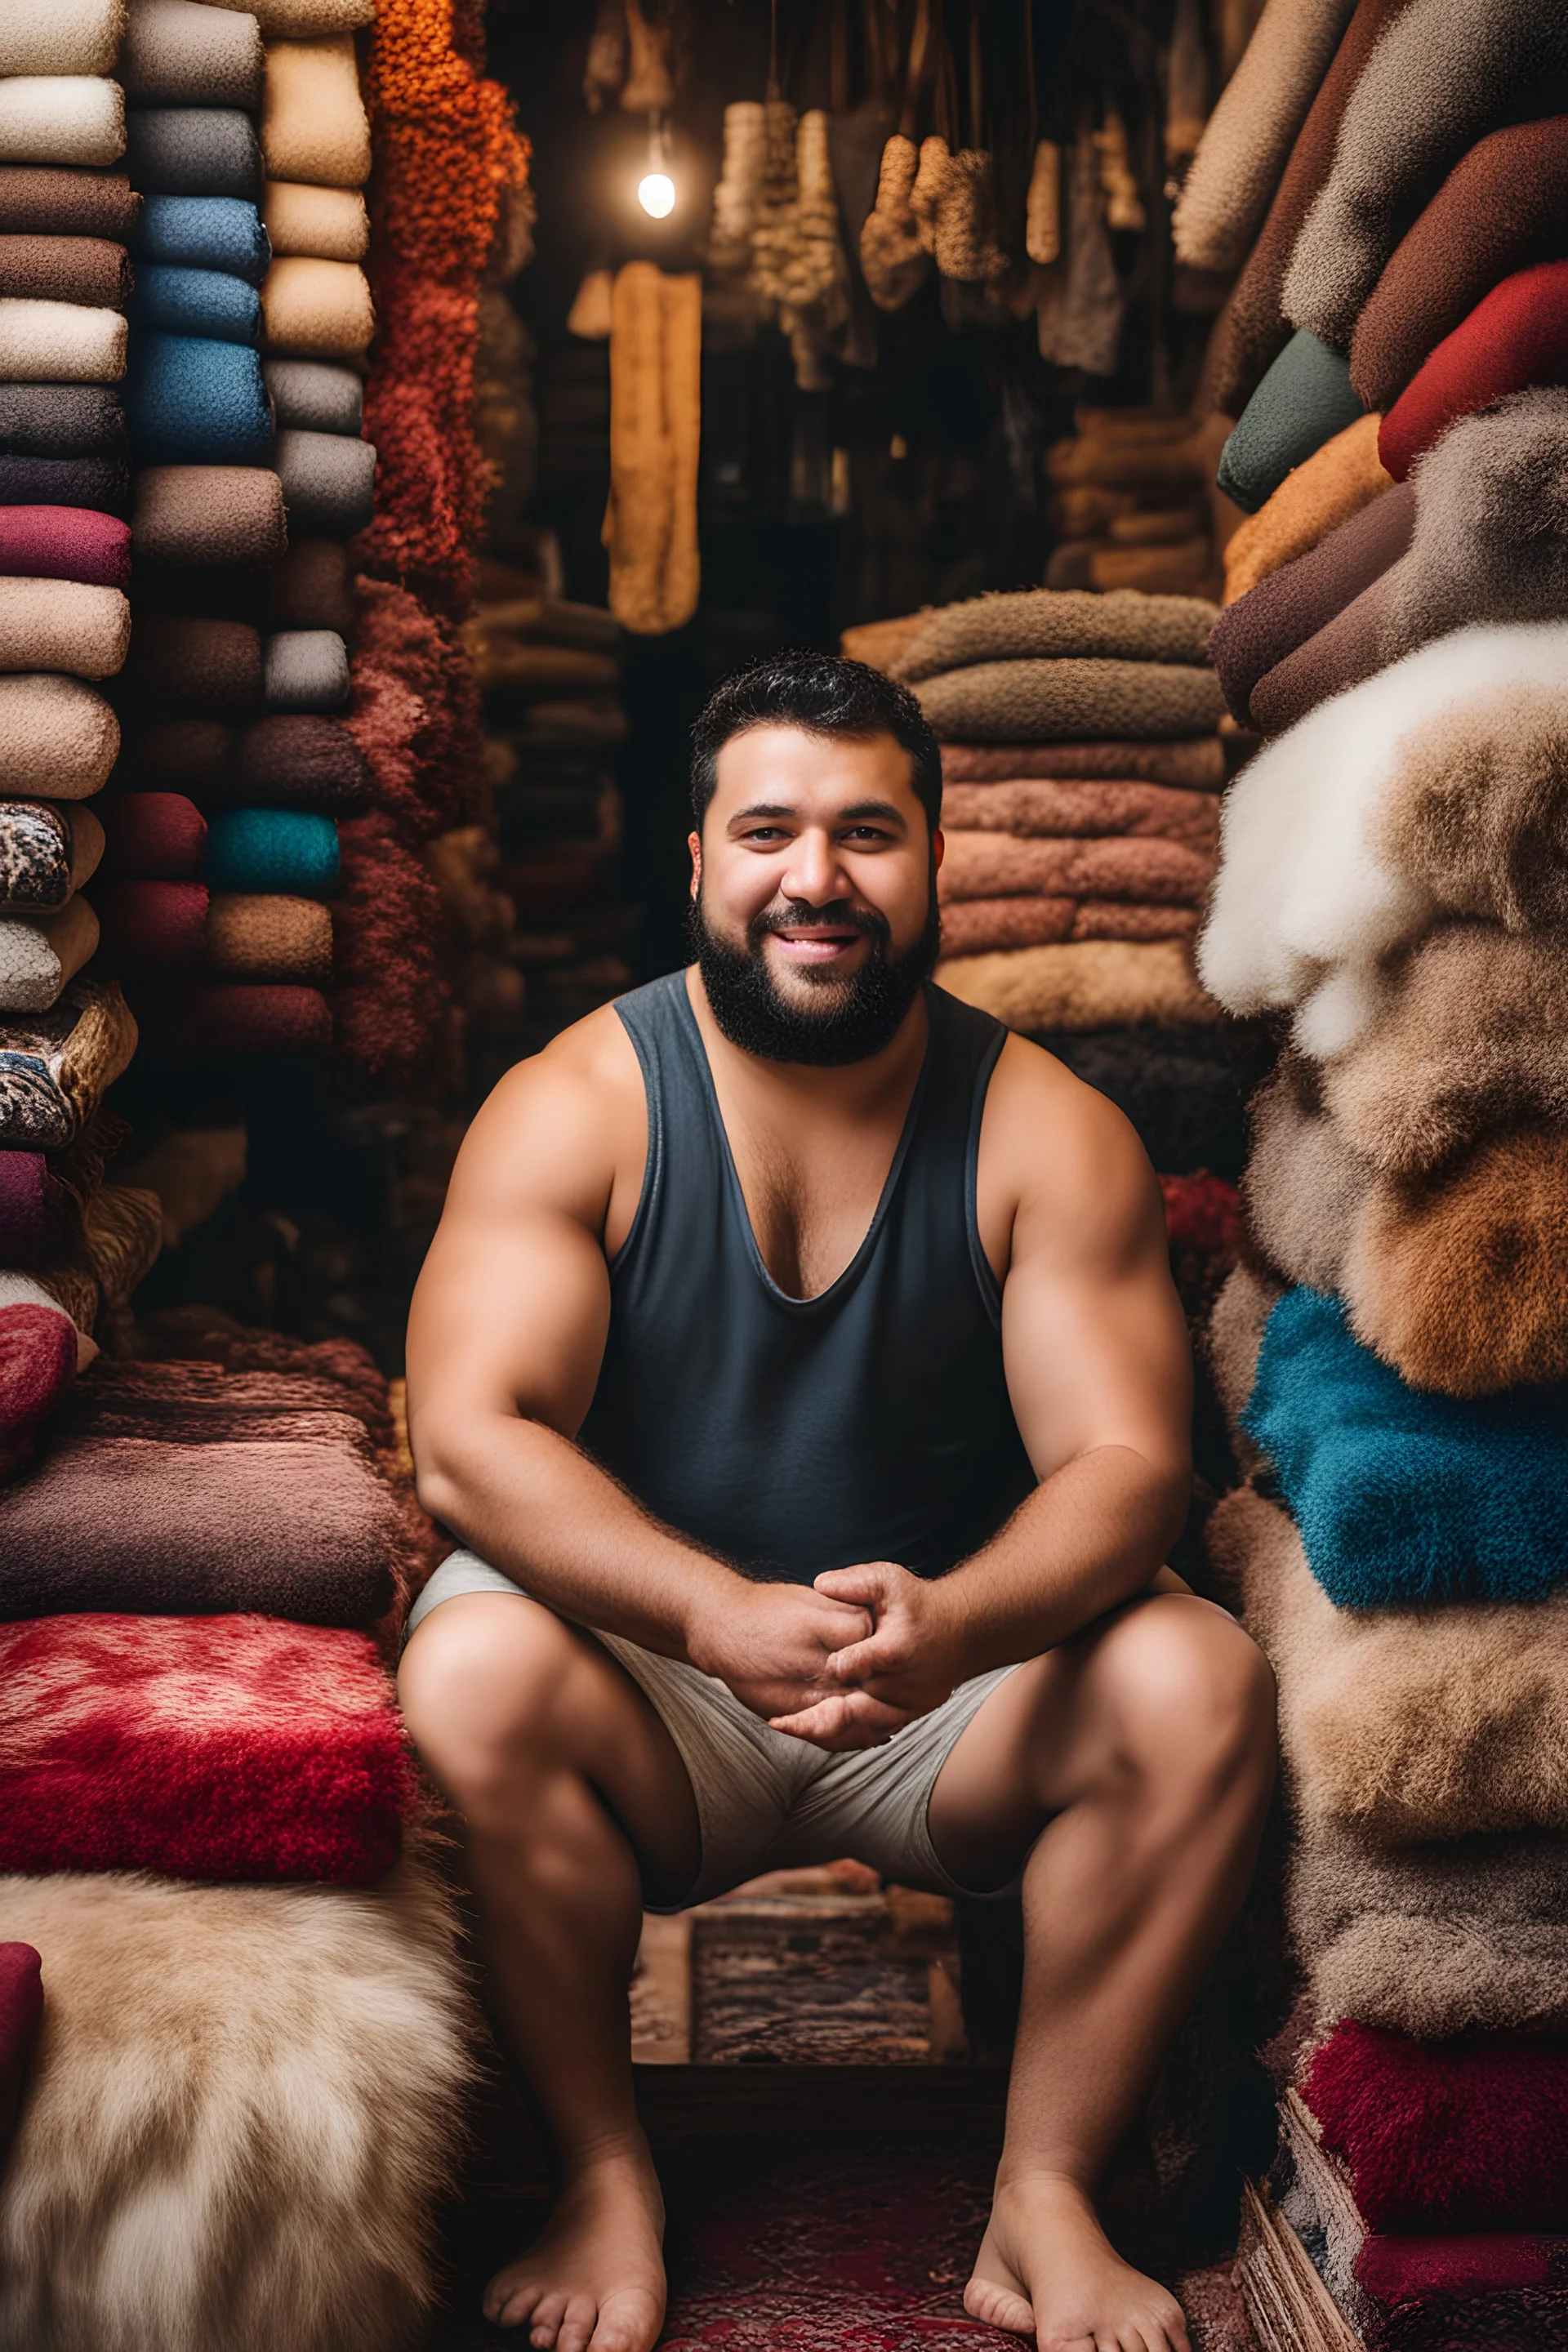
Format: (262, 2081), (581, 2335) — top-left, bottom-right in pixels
(401, 652), (1276, 2352)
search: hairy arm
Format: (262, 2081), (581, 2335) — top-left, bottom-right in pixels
(406, 1016), (871, 1713)
(775, 1040), (1193, 1744)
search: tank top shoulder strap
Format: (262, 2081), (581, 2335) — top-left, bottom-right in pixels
(607, 969), (719, 1273)
(913, 983), (1011, 1321)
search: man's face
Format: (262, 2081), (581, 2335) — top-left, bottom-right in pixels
(688, 724), (943, 1066)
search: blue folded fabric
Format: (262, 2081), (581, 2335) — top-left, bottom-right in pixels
(125, 109), (261, 199)
(204, 808), (340, 897)
(127, 265), (261, 346)
(1217, 331), (1365, 516)
(127, 334), (274, 465)
(1244, 1287), (1568, 1608)
(132, 195), (271, 287)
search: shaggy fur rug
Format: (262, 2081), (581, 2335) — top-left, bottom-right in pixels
(1209, 1486), (1568, 1842)
(0, 1612), (414, 1882)
(0, 1855), (474, 2352)
(1291, 1823), (1568, 2039)
(1211, 480), (1414, 725)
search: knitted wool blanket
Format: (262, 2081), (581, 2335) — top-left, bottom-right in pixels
(0, 506), (128, 592)
(0, 901), (99, 1013)
(261, 256), (375, 360)
(96, 879), (207, 964)
(0, 453), (127, 511)
(1211, 483), (1414, 724)
(164, 980), (332, 1055)
(126, 615), (261, 716)
(0, 381), (125, 456)
(1245, 1284), (1568, 1605)
(891, 590), (1219, 682)
(264, 356), (363, 434)
(0, 234), (131, 308)
(0, 677), (118, 799)
(0, 167), (136, 241)
(0, 1611), (412, 1882)
(1303, 2021), (1568, 2234)
(0, 973), (136, 1150)
(100, 792), (205, 877)
(0, 296), (125, 383)
(941, 737), (1227, 786)
(1173, 0), (1357, 273)
(0, 1305), (75, 1479)
(942, 779), (1220, 846)
(132, 191), (270, 281)
(1352, 114), (1568, 412)
(207, 893), (332, 982)
(262, 33), (371, 188)
(264, 630), (350, 713)
(0, 79), (124, 171)
(1283, 0), (1568, 354)
(1380, 258), (1568, 483)
(0, 1942), (39, 2154)
(126, 332), (274, 466)
(206, 808), (340, 896)
(121, 0), (264, 110)
(940, 831), (1214, 905)
(267, 537), (355, 631)
(916, 660), (1225, 742)
(0, 576), (127, 680)
(940, 900), (1198, 956)
(0, 0), (124, 78)
(131, 463), (287, 567)
(1217, 332), (1364, 515)
(274, 426), (376, 536)
(936, 939), (1221, 1032)
(1292, 1823), (1568, 2038)
(1222, 412), (1391, 604)
(123, 107), (261, 200)
(1209, 1483), (1568, 1841)
(264, 176), (368, 260)
(127, 260), (261, 345)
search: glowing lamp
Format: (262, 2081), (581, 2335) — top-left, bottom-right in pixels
(638, 170), (675, 218)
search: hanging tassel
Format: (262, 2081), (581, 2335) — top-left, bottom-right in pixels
(706, 98), (766, 336)
(1094, 114), (1146, 232)
(908, 132), (953, 255)
(747, 96), (800, 316)
(1026, 139), (1061, 265)
(936, 148), (1009, 281)
(858, 133), (929, 310)
(778, 109), (852, 389)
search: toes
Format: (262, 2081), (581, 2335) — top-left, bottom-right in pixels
(487, 2278), (544, 2329)
(963, 2276), (1039, 2336)
(588, 2287), (665, 2352)
(555, 2292), (600, 2352)
(528, 2291), (569, 2347)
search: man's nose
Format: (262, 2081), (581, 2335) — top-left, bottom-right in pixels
(780, 828), (850, 904)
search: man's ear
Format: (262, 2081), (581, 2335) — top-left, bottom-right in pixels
(932, 826), (944, 874)
(688, 831), (702, 901)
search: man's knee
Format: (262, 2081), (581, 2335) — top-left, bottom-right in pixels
(1096, 1596), (1276, 1813)
(398, 1593), (586, 1814)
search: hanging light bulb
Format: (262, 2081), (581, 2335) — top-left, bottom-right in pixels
(638, 114), (675, 217)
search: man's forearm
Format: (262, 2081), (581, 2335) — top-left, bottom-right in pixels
(415, 1410), (739, 1663)
(934, 1444), (1188, 1679)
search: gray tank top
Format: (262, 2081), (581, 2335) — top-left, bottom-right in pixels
(577, 973), (1037, 1585)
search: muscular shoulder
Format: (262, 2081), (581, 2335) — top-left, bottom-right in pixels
(443, 999), (647, 1235)
(976, 1031), (1165, 1279)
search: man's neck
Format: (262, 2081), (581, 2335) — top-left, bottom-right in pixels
(684, 963), (931, 1125)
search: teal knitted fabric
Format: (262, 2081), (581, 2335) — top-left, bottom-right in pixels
(204, 809), (339, 897)
(1218, 332), (1365, 515)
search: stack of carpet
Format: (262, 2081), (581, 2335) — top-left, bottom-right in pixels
(1045, 407), (1223, 600)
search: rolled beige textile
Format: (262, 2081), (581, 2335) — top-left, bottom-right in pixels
(604, 263), (701, 635)
(0, 677), (119, 797)
(0, 0), (127, 77)
(131, 466), (287, 567)
(0, 78), (125, 168)
(203, 0), (372, 32)
(261, 35), (371, 189)
(0, 579), (130, 680)
(0, 299), (127, 383)
(262, 179), (368, 260)
(261, 256), (373, 358)
(207, 892), (332, 981)
(0, 893), (100, 1012)
(936, 938), (1222, 1031)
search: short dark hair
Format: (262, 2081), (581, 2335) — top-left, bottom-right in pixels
(689, 650), (943, 833)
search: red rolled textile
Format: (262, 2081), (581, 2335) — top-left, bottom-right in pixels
(1380, 260), (1568, 483)
(1160, 1172), (1240, 1257)
(1303, 2020), (1568, 2233)
(172, 982), (332, 1054)
(0, 1943), (42, 2150)
(0, 1612), (413, 1883)
(0, 506), (131, 592)
(0, 1304), (76, 1480)
(1356, 2233), (1565, 2300)
(100, 791), (206, 880)
(0, 1154), (47, 1266)
(96, 878), (208, 964)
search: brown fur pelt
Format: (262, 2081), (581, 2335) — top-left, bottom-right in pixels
(1290, 1822), (1568, 2040)
(0, 1851), (475, 2352)
(1241, 1058), (1370, 1296)
(1208, 1484), (1568, 1844)
(1374, 679), (1568, 933)
(1321, 921), (1568, 1175)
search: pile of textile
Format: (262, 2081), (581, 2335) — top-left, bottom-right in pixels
(1045, 407), (1223, 600)
(1181, 0), (1568, 2336)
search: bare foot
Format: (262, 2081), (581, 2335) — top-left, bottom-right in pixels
(484, 2142), (667, 2352)
(964, 2173), (1191, 2352)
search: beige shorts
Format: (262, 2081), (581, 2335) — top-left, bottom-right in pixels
(405, 1550), (1027, 1910)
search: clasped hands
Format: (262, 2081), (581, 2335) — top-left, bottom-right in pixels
(688, 1564), (964, 1753)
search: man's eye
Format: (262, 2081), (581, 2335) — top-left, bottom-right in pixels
(745, 828), (786, 844)
(844, 827), (889, 843)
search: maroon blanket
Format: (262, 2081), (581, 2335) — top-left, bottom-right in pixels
(0, 1612), (412, 1883)
(0, 1942), (42, 2149)
(0, 506), (130, 591)
(1382, 260), (1568, 483)
(0, 1305), (76, 1480)
(100, 791), (206, 880)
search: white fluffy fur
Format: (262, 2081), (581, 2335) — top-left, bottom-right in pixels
(1197, 622), (1568, 1055)
(0, 1857), (475, 2352)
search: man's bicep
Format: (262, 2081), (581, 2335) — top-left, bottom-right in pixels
(408, 1199), (612, 1439)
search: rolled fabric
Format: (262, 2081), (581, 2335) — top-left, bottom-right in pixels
(0, 507), (129, 591)
(941, 738), (1227, 787)
(96, 876), (208, 963)
(0, 675), (118, 796)
(171, 978), (330, 1052)
(261, 358), (359, 435)
(131, 193), (270, 284)
(121, 717), (233, 795)
(126, 617), (262, 715)
(131, 464), (286, 567)
(934, 939), (1221, 1031)
(0, 1), (127, 77)
(1351, 117), (1568, 414)
(939, 780), (1220, 847)
(234, 713), (370, 809)
(100, 791), (206, 879)
(914, 660), (1225, 742)
(1381, 260), (1568, 484)
(938, 833), (1214, 905)
(260, 255), (372, 358)
(0, 455), (128, 512)
(263, 629), (347, 711)
(1222, 412), (1391, 604)
(0, 971), (136, 1150)
(121, 0), (265, 110)
(892, 590), (1219, 681)
(0, 80), (125, 171)
(1217, 331), (1364, 514)
(1210, 484), (1415, 724)
(0, 234), (131, 308)
(0, 384), (125, 458)
(124, 108), (260, 198)
(207, 890), (331, 981)
(0, 896), (99, 1010)
(0, 577), (129, 679)
(0, 167), (138, 241)
(127, 262), (261, 345)
(205, 806), (337, 894)
(261, 177), (366, 260)
(261, 36), (371, 189)
(126, 333), (274, 465)
(207, 0), (372, 29)
(0, 1302), (78, 1474)
(939, 900), (1198, 955)
(0, 1152), (47, 1263)
(264, 536), (352, 630)
(274, 427), (373, 535)
(1171, 0), (1357, 273)
(0, 298), (126, 383)
(0, 801), (104, 909)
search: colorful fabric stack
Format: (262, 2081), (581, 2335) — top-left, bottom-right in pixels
(1183, 0), (1568, 2334)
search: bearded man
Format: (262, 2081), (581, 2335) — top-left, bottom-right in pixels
(400, 652), (1276, 2352)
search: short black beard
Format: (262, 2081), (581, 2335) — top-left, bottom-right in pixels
(690, 879), (942, 1067)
